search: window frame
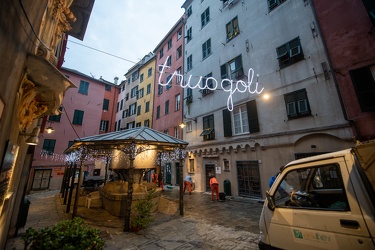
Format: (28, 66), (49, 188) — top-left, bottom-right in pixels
(284, 89), (311, 119)
(72, 110), (84, 125)
(232, 104), (249, 135)
(276, 37), (304, 69)
(42, 139), (56, 155)
(201, 114), (215, 141)
(202, 38), (211, 60)
(78, 80), (89, 95)
(201, 7), (210, 28)
(226, 16), (240, 42)
(187, 55), (193, 71)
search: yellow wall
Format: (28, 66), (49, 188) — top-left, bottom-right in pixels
(135, 57), (155, 127)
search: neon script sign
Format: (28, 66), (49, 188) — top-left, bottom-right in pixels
(158, 56), (264, 111)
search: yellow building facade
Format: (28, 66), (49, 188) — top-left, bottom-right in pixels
(135, 55), (156, 128)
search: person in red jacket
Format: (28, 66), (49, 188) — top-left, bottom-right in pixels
(209, 175), (219, 201)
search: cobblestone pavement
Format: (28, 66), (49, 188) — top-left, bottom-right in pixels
(6, 187), (263, 249)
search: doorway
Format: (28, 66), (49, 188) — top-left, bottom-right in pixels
(32, 169), (52, 190)
(205, 164), (215, 192)
(236, 161), (261, 198)
(165, 163), (172, 184)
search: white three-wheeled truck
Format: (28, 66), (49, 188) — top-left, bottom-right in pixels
(259, 141), (375, 250)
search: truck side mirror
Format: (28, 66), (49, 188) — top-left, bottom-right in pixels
(266, 191), (275, 211)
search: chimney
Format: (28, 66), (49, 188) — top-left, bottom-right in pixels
(114, 76), (119, 85)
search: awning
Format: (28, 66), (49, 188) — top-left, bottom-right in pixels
(200, 128), (214, 136)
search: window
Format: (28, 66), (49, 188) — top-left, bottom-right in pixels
(156, 106), (160, 119)
(137, 105), (141, 116)
(201, 73), (213, 96)
(223, 159), (230, 171)
(144, 119), (150, 127)
(349, 65), (375, 112)
(168, 38), (172, 50)
(140, 73), (144, 82)
(274, 164), (349, 211)
(202, 39), (211, 60)
(233, 104), (249, 134)
(187, 55), (193, 71)
(160, 48), (164, 58)
(174, 127), (179, 139)
(129, 103), (137, 116)
(165, 100), (169, 115)
(72, 110), (84, 125)
(188, 159), (195, 173)
(103, 99), (109, 111)
(117, 120), (121, 130)
(158, 85), (163, 95)
(186, 27), (192, 43)
(177, 28), (182, 40)
(105, 84), (111, 91)
(131, 71), (138, 82)
(167, 56), (172, 66)
(186, 121), (193, 132)
(78, 80), (89, 95)
(43, 139), (56, 155)
(49, 107), (62, 122)
(223, 100), (260, 137)
(166, 75), (172, 90)
(147, 83), (151, 94)
(221, 55), (243, 81)
(131, 86), (138, 98)
(136, 122), (141, 127)
(122, 109), (128, 118)
(201, 114), (215, 141)
(100, 120), (109, 132)
(177, 67), (182, 83)
(145, 101), (150, 112)
(125, 93), (129, 101)
(268, 0), (286, 12)
(277, 37), (304, 68)
(164, 129), (169, 135)
(127, 78), (130, 84)
(148, 68), (152, 77)
(175, 94), (181, 111)
(120, 99), (124, 110)
(186, 88), (193, 104)
(138, 88), (144, 99)
(116, 102), (119, 112)
(177, 46), (182, 59)
(201, 7), (210, 28)
(284, 89), (311, 119)
(187, 5), (192, 18)
(226, 16), (240, 42)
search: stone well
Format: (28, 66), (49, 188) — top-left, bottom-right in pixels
(100, 181), (161, 217)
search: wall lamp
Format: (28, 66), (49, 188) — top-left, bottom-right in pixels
(179, 118), (197, 128)
(20, 126), (40, 145)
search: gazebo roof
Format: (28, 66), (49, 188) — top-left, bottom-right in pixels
(64, 127), (188, 153)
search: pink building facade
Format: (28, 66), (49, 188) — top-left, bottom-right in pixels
(312, 0), (375, 141)
(30, 68), (118, 191)
(152, 16), (185, 185)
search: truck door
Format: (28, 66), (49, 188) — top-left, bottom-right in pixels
(263, 157), (374, 249)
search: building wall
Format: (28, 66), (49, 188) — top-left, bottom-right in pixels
(122, 63), (141, 129)
(152, 17), (185, 137)
(181, 0), (354, 198)
(115, 81), (127, 130)
(311, 0), (375, 141)
(31, 69), (116, 191)
(136, 56), (156, 127)
(101, 79), (119, 133)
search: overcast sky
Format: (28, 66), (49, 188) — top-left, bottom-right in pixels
(63, 0), (185, 83)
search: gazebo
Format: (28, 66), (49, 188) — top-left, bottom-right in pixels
(63, 127), (188, 231)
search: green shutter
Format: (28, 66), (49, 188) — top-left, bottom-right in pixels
(221, 64), (227, 79)
(247, 100), (260, 133)
(222, 109), (232, 137)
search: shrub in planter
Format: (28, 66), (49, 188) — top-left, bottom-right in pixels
(130, 190), (155, 232)
(22, 217), (104, 250)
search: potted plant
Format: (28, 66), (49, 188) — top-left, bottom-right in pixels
(130, 190), (155, 232)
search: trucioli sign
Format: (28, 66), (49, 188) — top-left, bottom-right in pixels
(158, 56), (264, 111)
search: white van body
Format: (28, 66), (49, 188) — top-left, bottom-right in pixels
(259, 141), (375, 250)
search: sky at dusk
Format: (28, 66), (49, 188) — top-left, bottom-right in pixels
(63, 0), (185, 84)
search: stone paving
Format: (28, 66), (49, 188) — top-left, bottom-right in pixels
(6, 187), (263, 249)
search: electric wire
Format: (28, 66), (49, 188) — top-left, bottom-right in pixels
(18, 0), (52, 51)
(68, 40), (137, 64)
(61, 104), (82, 142)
